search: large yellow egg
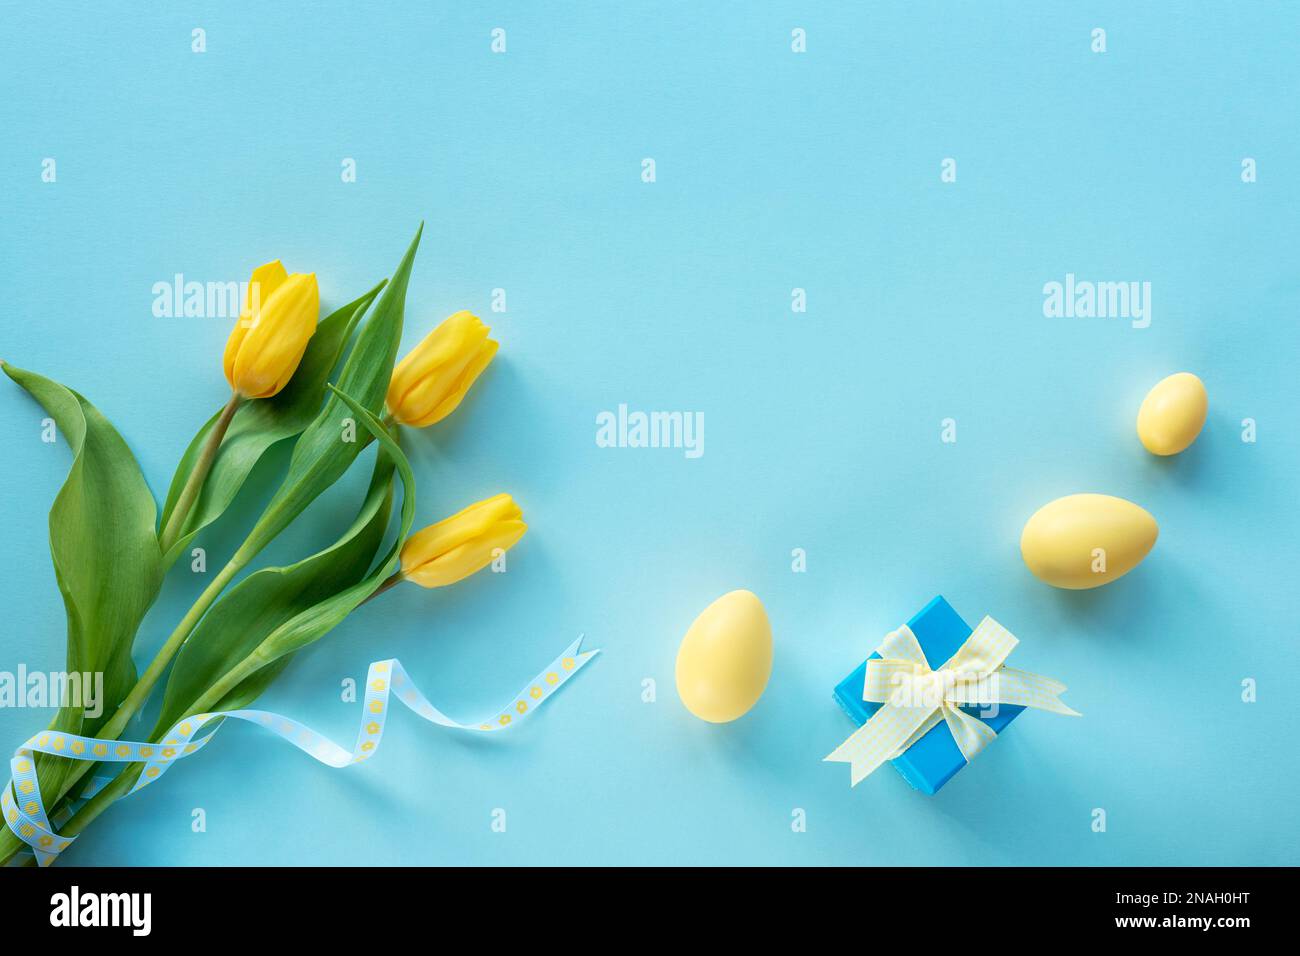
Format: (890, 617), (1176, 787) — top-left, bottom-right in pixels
(1020, 493), (1158, 589)
(1137, 372), (1207, 455)
(675, 590), (772, 723)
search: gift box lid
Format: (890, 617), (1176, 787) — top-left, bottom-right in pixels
(833, 595), (1025, 794)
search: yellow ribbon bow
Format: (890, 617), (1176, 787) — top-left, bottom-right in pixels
(825, 616), (1080, 786)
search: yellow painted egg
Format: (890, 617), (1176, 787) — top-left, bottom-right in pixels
(675, 589), (772, 723)
(1020, 493), (1158, 589)
(1137, 372), (1207, 455)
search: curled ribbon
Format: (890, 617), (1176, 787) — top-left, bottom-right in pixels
(4, 636), (597, 866)
(824, 617), (1078, 786)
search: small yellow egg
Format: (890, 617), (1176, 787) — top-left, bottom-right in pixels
(1137, 372), (1207, 455)
(1020, 493), (1158, 589)
(675, 590), (772, 723)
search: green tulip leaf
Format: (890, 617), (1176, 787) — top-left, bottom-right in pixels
(152, 448), (396, 734)
(241, 387), (418, 668)
(158, 279), (387, 567)
(156, 387), (417, 731)
(1, 362), (164, 801)
(235, 224), (421, 563)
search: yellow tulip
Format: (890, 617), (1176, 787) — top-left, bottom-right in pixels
(400, 494), (526, 588)
(222, 260), (319, 399)
(386, 311), (498, 427)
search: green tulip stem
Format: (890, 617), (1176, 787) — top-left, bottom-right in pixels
(49, 763), (140, 843)
(106, 558), (246, 736)
(359, 570), (403, 606)
(159, 392), (243, 554)
(31, 543), (253, 824)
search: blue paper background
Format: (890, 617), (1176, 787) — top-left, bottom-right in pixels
(1, 3), (1297, 865)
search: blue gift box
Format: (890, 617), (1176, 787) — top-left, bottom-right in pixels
(833, 595), (1025, 794)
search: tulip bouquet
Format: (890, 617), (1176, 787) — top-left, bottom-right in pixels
(0, 226), (529, 865)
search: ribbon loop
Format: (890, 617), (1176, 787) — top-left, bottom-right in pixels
(876, 625), (929, 666)
(938, 616), (1019, 676)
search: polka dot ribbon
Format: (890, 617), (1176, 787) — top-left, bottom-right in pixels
(4, 636), (598, 866)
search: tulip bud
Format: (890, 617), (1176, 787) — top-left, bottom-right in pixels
(386, 311), (498, 427)
(399, 493), (526, 588)
(222, 261), (320, 399)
